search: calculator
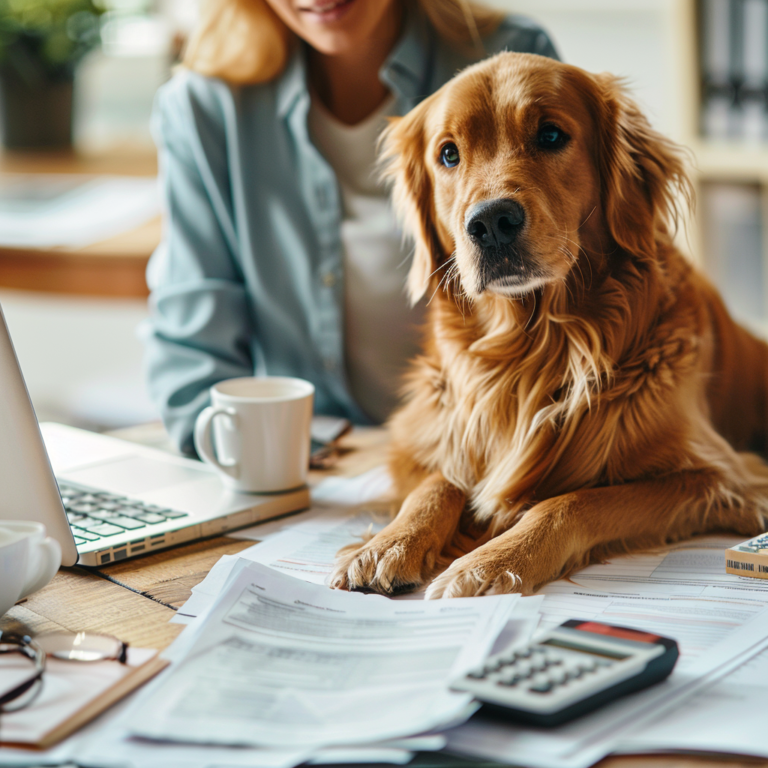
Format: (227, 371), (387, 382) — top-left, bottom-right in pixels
(451, 620), (679, 727)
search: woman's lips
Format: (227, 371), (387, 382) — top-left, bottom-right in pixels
(297, 0), (356, 23)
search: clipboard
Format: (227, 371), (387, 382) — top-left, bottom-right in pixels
(0, 647), (168, 749)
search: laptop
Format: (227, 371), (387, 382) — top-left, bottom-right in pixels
(0, 303), (310, 567)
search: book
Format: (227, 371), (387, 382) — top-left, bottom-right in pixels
(725, 533), (768, 579)
(0, 647), (167, 749)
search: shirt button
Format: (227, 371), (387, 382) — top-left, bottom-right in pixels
(323, 357), (336, 372)
(322, 272), (337, 288)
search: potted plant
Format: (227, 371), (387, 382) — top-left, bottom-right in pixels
(0, 0), (104, 149)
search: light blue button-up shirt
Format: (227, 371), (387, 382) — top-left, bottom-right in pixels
(145, 9), (558, 455)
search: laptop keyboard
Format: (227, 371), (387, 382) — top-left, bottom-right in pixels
(58, 481), (189, 548)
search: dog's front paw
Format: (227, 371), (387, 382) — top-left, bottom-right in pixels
(329, 531), (443, 595)
(425, 554), (525, 599)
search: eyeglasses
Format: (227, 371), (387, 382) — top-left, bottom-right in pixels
(0, 630), (128, 713)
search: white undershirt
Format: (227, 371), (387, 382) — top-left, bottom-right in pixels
(309, 95), (424, 423)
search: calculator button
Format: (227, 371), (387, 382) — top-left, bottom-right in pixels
(497, 674), (523, 687)
(528, 682), (554, 694)
(519, 667), (537, 680)
(466, 669), (486, 679)
(595, 659), (612, 668)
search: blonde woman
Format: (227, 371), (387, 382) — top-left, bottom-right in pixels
(145, 0), (557, 454)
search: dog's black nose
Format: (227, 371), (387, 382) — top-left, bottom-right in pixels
(465, 199), (525, 249)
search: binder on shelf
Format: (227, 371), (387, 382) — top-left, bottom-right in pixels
(739, 0), (768, 141)
(700, 0), (735, 139)
(699, 0), (768, 143)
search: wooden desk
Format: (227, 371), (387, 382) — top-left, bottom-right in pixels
(0, 426), (765, 768)
(0, 150), (159, 298)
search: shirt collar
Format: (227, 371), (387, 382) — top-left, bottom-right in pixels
(276, 4), (434, 120)
(379, 4), (434, 107)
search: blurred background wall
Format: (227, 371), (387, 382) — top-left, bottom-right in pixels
(0, 0), (761, 430)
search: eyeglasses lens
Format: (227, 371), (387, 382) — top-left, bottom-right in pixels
(36, 631), (127, 662)
(0, 635), (45, 713)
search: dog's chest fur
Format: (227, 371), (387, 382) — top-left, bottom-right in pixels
(392, 253), (708, 524)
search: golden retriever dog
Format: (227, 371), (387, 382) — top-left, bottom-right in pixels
(330, 52), (768, 599)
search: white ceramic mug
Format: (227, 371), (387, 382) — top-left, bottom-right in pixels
(194, 376), (315, 493)
(0, 520), (61, 618)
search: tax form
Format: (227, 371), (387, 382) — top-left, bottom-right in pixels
(172, 506), (391, 624)
(621, 642), (768, 758)
(130, 561), (522, 749)
(568, 535), (768, 599)
(444, 563), (768, 768)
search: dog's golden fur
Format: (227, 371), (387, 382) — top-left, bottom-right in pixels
(330, 52), (768, 598)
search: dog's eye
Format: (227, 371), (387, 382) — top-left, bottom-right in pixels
(537, 124), (569, 150)
(440, 143), (460, 168)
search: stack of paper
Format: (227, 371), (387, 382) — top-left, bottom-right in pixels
(129, 561), (530, 749)
(6, 464), (768, 768)
(444, 535), (768, 767)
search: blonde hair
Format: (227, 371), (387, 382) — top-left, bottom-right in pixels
(183, 0), (506, 85)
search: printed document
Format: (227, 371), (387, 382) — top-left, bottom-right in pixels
(620, 620), (768, 758)
(130, 561), (523, 748)
(444, 559), (768, 768)
(173, 505), (390, 624)
(568, 534), (768, 599)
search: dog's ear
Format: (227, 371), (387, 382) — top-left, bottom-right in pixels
(379, 105), (445, 304)
(593, 74), (692, 259)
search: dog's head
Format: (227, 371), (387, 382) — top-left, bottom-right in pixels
(381, 53), (691, 304)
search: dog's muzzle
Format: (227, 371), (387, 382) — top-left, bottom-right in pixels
(465, 199), (534, 291)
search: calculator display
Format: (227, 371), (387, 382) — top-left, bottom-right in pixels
(571, 621), (660, 643)
(541, 638), (630, 660)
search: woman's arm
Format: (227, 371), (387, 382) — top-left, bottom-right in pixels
(144, 74), (254, 455)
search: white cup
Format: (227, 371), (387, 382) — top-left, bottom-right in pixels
(194, 376), (315, 493)
(0, 520), (61, 618)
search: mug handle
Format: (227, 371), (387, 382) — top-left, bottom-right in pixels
(21, 537), (62, 599)
(194, 406), (239, 479)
